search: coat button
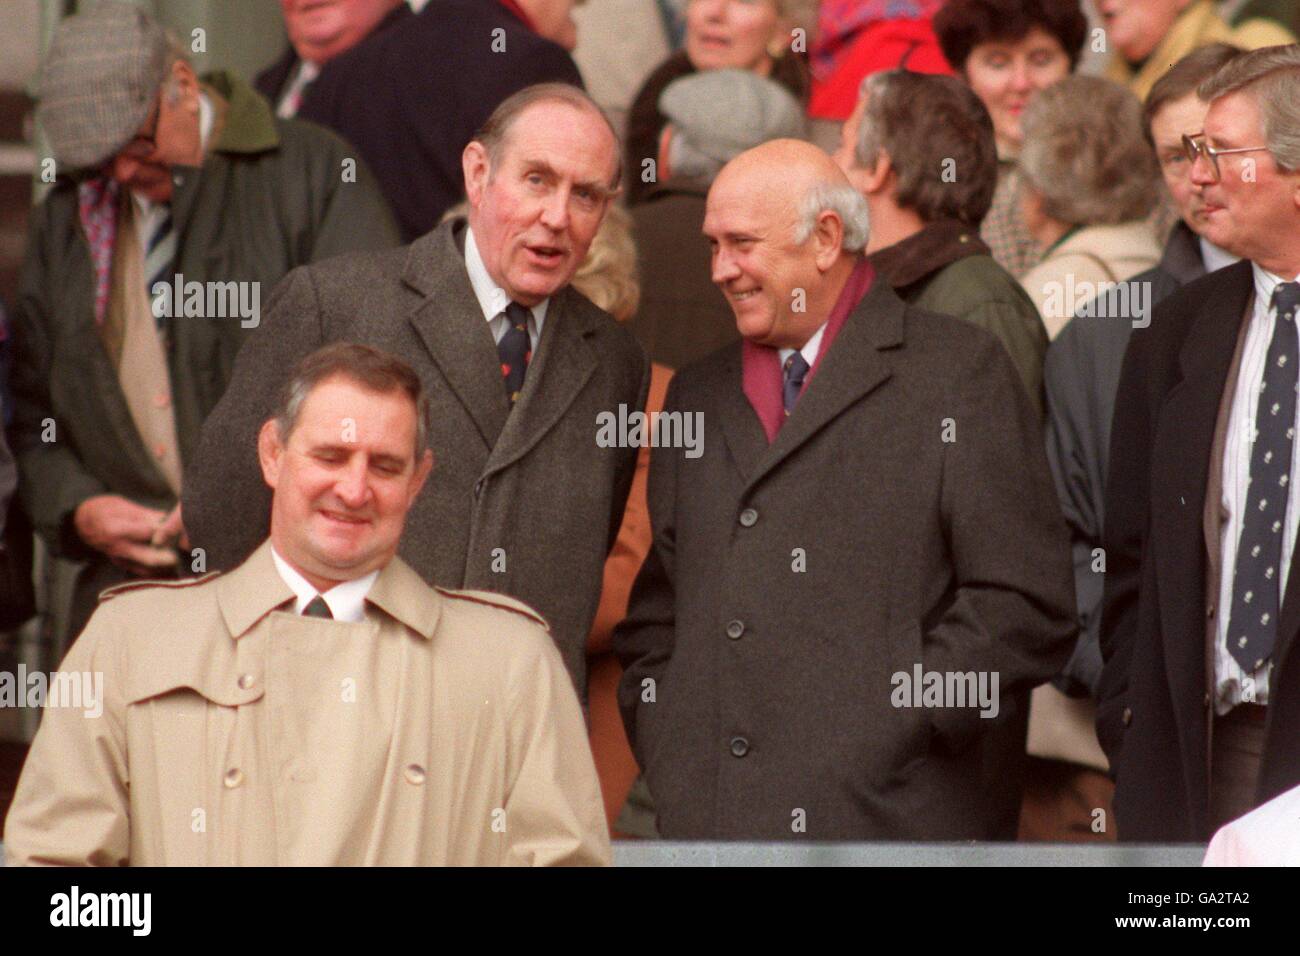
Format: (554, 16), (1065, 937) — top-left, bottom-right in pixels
(726, 620), (745, 640)
(729, 736), (750, 757)
(739, 508), (758, 527)
(224, 768), (244, 789)
(404, 763), (426, 785)
(1204, 692), (1212, 708)
(1122, 707), (1133, 727)
(1206, 604), (1215, 620)
(474, 479), (484, 499)
(237, 673), (256, 690)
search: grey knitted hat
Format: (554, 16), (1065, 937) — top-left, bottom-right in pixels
(36, 1), (172, 172)
(658, 68), (807, 165)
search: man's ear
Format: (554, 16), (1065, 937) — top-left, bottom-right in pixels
(408, 449), (434, 504)
(258, 419), (285, 491)
(812, 209), (846, 273)
(860, 150), (893, 196)
(462, 140), (490, 209)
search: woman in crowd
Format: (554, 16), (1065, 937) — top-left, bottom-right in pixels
(623, 0), (809, 205)
(934, 0), (1088, 278)
(1017, 75), (1161, 340)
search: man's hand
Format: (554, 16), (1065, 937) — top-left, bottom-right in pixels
(73, 495), (179, 576)
(151, 503), (189, 552)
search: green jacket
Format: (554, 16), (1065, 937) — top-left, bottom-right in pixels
(9, 71), (399, 614)
(869, 219), (1048, 419)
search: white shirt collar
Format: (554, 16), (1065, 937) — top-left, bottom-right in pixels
(778, 322), (829, 372)
(1199, 237), (1239, 275)
(1253, 261), (1300, 316)
(464, 226), (549, 331)
(270, 547), (379, 624)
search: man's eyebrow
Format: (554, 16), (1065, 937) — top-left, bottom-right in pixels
(521, 157), (616, 199)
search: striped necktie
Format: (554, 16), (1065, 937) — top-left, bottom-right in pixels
(144, 209), (175, 326)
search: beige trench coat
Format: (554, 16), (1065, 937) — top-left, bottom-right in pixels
(3, 542), (610, 866)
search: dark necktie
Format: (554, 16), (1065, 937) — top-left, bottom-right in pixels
(302, 595), (333, 619)
(498, 301), (533, 405)
(1226, 281), (1300, 671)
(783, 351), (810, 416)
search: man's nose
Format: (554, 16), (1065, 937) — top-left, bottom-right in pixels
(334, 458), (372, 508)
(539, 187), (571, 231)
(711, 247), (740, 285)
(1189, 152), (1216, 186)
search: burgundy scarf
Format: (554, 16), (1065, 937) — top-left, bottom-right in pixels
(741, 258), (875, 443)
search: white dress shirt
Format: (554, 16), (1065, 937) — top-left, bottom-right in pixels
(1215, 263), (1300, 713)
(464, 226), (548, 354)
(271, 547), (379, 623)
(778, 322), (828, 376)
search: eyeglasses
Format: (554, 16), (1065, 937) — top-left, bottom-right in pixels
(1182, 132), (1270, 183)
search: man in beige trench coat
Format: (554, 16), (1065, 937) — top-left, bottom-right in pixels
(3, 342), (611, 866)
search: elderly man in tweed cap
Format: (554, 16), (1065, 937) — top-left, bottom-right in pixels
(9, 0), (399, 647)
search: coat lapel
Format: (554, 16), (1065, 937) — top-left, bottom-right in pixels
(743, 280), (902, 495)
(1150, 261), (1251, 800)
(403, 222), (511, 451)
(483, 287), (598, 479)
(716, 348), (770, 484)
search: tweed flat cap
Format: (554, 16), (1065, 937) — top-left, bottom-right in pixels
(658, 69), (807, 166)
(36, 1), (172, 172)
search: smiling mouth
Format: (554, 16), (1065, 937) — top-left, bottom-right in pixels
(320, 509), (369, 526)
(730, 289), (761, 302)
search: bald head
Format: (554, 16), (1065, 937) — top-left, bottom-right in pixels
(704, 140), (870, 349)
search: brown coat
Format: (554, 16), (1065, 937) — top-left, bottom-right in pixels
(3, 542), (610, 865)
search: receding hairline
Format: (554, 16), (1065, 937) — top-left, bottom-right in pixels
(474, 90), (622, 189)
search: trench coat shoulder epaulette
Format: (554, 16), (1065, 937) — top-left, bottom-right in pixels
(98, 571), (224, 604)
(433, 587), (550, 631)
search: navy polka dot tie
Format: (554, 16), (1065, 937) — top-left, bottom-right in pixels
(498, 301), (532, 406)
(783, 352), (809, 416)
(1227, 281), (1300, 671)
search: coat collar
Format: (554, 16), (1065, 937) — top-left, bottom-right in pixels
(218, 539), (441, 639)
(401, 218), (602, 468)
(721, 263), (904, 491)
(200, 70), (280, 154)
(868, 218), (990, 292)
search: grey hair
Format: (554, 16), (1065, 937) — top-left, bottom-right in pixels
(793, 181), (871, 251)
(1199, 44), (1300, 172)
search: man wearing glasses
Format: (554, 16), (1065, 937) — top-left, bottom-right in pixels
(1100, 43), (1300, 841)
(9, 2), (398, 646)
